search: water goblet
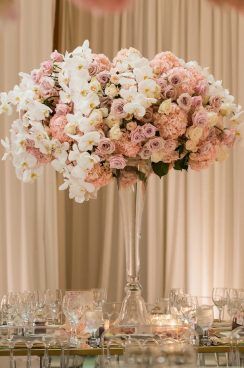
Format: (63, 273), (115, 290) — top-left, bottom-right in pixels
(169, 288), (184, 316)
(227, 289), (241, 322)
(196, 305), (214, 346)
(92, 288), (107, 310)
(85, 310), (103, 347)
(63, 291), (92, 347)
(1, 292), (20, 326)
(212, 288), (228, 322)
(180, 294), (198, 325)
(45, 289), (63, 325)
(102, 302), (122, 330)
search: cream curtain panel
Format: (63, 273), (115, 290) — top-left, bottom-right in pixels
(0, 0), (59, 292)
(54, 0), (244, 302)
(0, 0), (243, 301)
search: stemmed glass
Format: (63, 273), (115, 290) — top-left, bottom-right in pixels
(1, 292), (20, 326)
(45, 289), (63, 325)
(169, 288), (184, 316)
(196, 305), (214, 346)
(227, 289), (241, 322)
(85, 310), (103, 347)
(102, 302), (122, 330)
(212, 288), (228, 322)
(180, 294), (198, 326)
(63, 291), (93, 347)
(92, 288), (107, 310)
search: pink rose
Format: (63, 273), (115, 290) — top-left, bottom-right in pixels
(161, 85), (177, 100)
(96, 71), (110, 85)
(40, 76), (55, 93)
(97, 138), (116, 155)
(109, 154), (127, 169)
(142, 123), (157, 138)
(130, 126), (145, 143)
(110, 98), (126, 118)
(192, 109), (208, 126)
(156, 77), (167, 89)
(148, 137), (165, 152)
(191, 96), (203, 109)
(177, 93), (192, 111)
(40, 60), (53, 75)
(50, 114), (73, 143)
(50, 50), (64, 62)
(139, 145), (152, 159)
(88, 62), (100, 76)
(209, 95), (222, 111)
(221, 128), (236, 147)
(195, 80), (209, 96)
(31, 69), (43, 83)
(56, 103), (71, 115)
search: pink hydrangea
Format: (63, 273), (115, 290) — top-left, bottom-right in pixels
(92, 53), (111, 72)
(155, 104), (188, 140)
(49, 114), (73, 143)
(115, 135), (141, 157)
(26, 140), (52, 164)
(85, 164), (112, 188)
(150, 51), (182, 75)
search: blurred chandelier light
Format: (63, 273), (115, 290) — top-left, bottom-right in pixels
(69, 0), (131, 12)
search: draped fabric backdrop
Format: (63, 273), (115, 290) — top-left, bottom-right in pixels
(0, 0), (243, 301)
(0, 0), (59, 292)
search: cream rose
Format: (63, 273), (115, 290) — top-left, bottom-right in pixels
(105, 84), (119, 98)
(158, 99), (173, 115)
(187, 126), (203, 143)
(109, 124), (123, 140)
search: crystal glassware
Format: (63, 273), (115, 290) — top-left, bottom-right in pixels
(180, 294), (198, 325)
(212, 288), (228, 322)
(92, 288), (107, 311)
(102, 302), (122, 330)
(196, 305), (214, 345)
(45, 289), (63, 324)
(114, 159), (151, 328)
(85, 310), (103, 347)
(227, 289), (241, 322)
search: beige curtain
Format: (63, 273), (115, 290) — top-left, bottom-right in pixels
(54, 0), (244, 302)
(0, 0), (60, 292)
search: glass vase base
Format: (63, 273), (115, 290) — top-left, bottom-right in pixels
(114, 286), (150, 328)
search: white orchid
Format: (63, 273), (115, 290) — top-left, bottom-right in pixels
(13, 152), (37, 170)
(69, 144), (100, 170)
(138, 79), (159, 98)
(25, 101), (52, 121)
(0, 92), (12, 115)
(1, 137), (11, 160)
(134, 65), (153, 82)
(73, 92), (100, 115)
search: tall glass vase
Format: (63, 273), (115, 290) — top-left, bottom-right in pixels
(115, 160), (151, 327)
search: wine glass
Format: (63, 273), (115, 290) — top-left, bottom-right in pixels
(92, 288), (107, 310)
(1, 292), (20, 326)
(227, 289), (241, 322)
(180, 294), (198, 325)
(102, 302), (121, 330)
(169, 288), (184, 316)
(63, 291), (92, 346)
(45, 289), (63, 325)
(196, 305), (214, 345)
(212, 288), (228, 322)
(85, 310), (103, 347)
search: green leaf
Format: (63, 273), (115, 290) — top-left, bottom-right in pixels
(137, 170), (147, 182)
(176, 144), (184, 156)
(174, 152), (190, 171)
(152, 161), (169, 178)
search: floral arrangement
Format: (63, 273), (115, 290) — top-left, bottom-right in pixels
(209, 0), (244, 11)
(0, 41), (242, 203)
